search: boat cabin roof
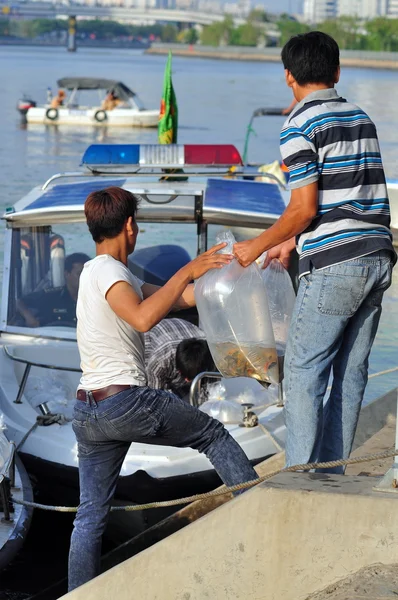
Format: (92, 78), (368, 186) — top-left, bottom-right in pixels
(3, 144), (288, 229)
(57, 78), (136, 99)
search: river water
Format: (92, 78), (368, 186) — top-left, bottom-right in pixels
(0, 46), (397, 597)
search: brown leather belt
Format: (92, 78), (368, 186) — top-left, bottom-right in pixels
(76, 384), (132, 403)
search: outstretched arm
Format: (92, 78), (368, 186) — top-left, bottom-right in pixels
(107, 243), (232, 332)
(233, 182), (318, 267)
(142, 282), (195, 310)
(281, 98), (298, 115)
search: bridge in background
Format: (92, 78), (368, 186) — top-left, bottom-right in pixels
(1, 1), (280, 28)
(1, 2), (280, 51)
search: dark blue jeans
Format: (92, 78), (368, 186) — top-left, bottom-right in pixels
(68, 386), (258, 590)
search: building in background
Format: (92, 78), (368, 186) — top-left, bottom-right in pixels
(387, 0), (398, 16)
(303, 0), (398, 20)
(338, 0), (382, 18)
(303, 0), (337, 22)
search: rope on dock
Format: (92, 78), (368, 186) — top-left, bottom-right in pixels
(12, 446), (398, 513)
(10, 366), (398, 513)
(368, 366), (398, 379)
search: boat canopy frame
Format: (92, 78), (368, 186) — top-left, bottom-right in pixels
(0, 163), (288, 339)
(3, 165), (288, 231)
(57, 78), (136, 101)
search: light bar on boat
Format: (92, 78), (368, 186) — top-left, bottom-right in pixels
(81, 144), (243, 168)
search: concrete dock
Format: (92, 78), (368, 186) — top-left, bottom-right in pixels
(61, 389), (398, 600)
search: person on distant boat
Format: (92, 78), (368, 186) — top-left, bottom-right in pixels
(144, 317), (215, 399)
(101, 90), (121, 111)
(50, 89), (66, 108)
(233, 31), (396, 474)
(68, 186), (258, 591)
(17, 253), (90, 328)
(281, 97), (297, 115)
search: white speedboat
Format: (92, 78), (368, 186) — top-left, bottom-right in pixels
(17, 78), (159, 128)
(0, 424), (33, 571)
(0, 143), (289, 505)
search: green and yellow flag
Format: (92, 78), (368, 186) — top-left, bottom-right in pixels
(158, 51), (178, 144)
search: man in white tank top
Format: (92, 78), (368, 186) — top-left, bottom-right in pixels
(68, 186), (258, 591)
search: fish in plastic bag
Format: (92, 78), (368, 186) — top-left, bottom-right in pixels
(195, 231), (279, 385)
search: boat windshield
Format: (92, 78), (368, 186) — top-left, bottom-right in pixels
(7, 223), (95, 332)
(5, 220), (220, 335)
(64, 89), (132, 110)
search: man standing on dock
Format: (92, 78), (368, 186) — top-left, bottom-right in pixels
(234, 32), (396, 473)
(68, 186), (258, 591)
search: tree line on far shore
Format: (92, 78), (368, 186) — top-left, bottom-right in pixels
(1, 13), (398, 52)
(201, 13), (398, 51)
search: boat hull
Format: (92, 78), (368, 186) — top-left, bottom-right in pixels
(25, 107), (159, 128)
(20, 450), (270, 507)
(0, 454), (33, 571)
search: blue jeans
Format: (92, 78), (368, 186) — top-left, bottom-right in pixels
(68, 386), (258, 590)
(284, 250), (393, 473)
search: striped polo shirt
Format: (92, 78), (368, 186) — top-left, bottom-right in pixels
(280, 88), (396, 276)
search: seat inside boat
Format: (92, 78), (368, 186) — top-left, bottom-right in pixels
(129, 244), (199, 325)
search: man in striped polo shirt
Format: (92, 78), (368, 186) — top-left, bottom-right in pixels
(234, 31), (396, 472)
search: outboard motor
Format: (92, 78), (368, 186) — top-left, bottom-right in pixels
(17, 96), (37, 116)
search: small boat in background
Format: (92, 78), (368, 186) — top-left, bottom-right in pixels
(0, 424), (33, 571)
(17, 78), (159, 128)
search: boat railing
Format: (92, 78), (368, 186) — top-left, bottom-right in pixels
(0, 438), (16, 522)
(41, 167), (288, 191)
(4, 346), (81, 413)
(189, 371), (223, 408)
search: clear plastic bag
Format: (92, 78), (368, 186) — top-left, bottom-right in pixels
(24, 373), (74, 420)
(259, 257), (296, 356)
(195, 231), (279, 385)
(199, 382), (243, 424)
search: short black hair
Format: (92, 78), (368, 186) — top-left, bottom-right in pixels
(175, 338), (215, 381)
(281, 31), (340, 86)
(64, 253), (90, 273)
(85, 187), (139, 244)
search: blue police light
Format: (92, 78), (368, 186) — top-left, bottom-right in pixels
(82, 144), (140, 166)
(81, 143), (243, 168)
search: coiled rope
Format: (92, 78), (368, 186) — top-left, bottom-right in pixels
(12, 447), (398, 513)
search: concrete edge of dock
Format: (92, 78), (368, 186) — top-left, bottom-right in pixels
(146, 45), (398, 70)
(61, 388), (398, 600)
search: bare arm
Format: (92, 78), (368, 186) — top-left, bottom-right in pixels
(281, 98), (297, 115)
(141, 282), (195, 310)
(106, 243), (231, 332)
(16, 299), (40, 328)
(233, 182), (318, 267)
(262, 237), (297, 269)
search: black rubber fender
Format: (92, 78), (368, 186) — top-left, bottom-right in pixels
(94, 109), (107, 122)
(45, 108), (59, 121)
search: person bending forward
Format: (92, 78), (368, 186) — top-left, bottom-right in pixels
(68, 186), (258, 591)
